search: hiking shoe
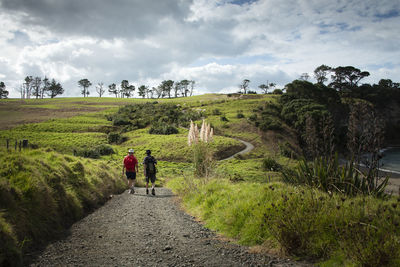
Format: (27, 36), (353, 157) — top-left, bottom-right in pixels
(146, 188), (149, 195)
(130, 188), (135, 194)
(151, 188), (155, 196)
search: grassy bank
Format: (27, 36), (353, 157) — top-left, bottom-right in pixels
(0, 148), (126, 266)
(167, 177), (400, 266)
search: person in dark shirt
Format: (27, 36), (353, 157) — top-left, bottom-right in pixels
(143, 149), (157, 195)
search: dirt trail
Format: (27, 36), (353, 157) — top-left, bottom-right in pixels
(30, 188), (307, 267)
(221, 139), (255, 161)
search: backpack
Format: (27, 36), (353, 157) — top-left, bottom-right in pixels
(124, 155), (136, 170)
(146, 156), (156, 175)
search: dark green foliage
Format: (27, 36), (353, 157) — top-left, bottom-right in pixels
(279, 141), (298, 159)
(258, 117), (282, 131)
(236, 110), (245, 118)
(212, 108), (222, 115)
(220, 116), (229, 122)
(149, 122), (179, 135)
(74, 144), (115, 158)
(95, 144), (114, 156)
(262, 157), (282, 171)
(112, 115), (130, 126)
(111, 103), (202, 130)
(251, 102), (283, 131)
(272, 89), (283, 94)
(280, 99), (330, 131)
(107, 132), (126, 144)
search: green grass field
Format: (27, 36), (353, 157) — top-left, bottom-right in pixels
(1, 94), (398, 266)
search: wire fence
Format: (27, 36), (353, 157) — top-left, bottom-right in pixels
(5, 139), (29, 152)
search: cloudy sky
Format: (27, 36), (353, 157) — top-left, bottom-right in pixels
(1, 0), (399, 97)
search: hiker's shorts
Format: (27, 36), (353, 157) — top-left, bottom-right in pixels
(126, 171), (136, 180)
(146, 174), (156, 184)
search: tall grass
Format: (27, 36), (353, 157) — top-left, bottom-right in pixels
(167, 178), (400, 266)
(0, 148), (125, 266)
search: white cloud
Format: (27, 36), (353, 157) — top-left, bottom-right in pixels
(0, 0), (399, 98)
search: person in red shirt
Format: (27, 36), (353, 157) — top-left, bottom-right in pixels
(122, 148), (139, 194)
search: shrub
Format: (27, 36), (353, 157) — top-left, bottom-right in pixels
(279, 141), (297, 159)
(74, 144), (115, 158)
(212, 108), (222, 115)
(220, 116), (229, 122)
(149, 123), (179, 135)
(259, 117), (282, 131)
(272, 89), (283, 94)
(112, 114), (130, 126)
(262, 157), (282, 171)
(236, 111), (245, 118)
(107, 132), (124, 144)
(95, 144), (115, 156)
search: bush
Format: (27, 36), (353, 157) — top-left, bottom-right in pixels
(95, 144), (115, 156)
(107, 132), (125, 144)
(262, 157), (282, 171)
(236, 111), (245, 118)
(149, 123), (179, 135)
(279, 141), (297, 159)
(74, 144), (115, 158)
(220, 116), (229, 122)
(212, 108), (222, 115)
(272, 89), (283, 94)
(112, 114), (130, 126)
(259, 117), (282, 131)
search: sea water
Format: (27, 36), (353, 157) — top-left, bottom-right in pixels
(381, 147), (400, 174)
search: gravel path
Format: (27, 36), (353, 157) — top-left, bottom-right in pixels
(221, 139), (255, 161)
(30, 187), (308, 267)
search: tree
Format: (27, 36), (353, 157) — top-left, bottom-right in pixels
(179, 80), (190, 97)
(120, 80), (135, 98)
(108, 83), (118, 97)
(299, 73), (310, 81)
(174, 81), (181, 98)
(23, 76), (33, 99)
(259, 84), (269, 94)
(138, 85), (147, 98)
(378, 79), (400, 89)
(154, 86), (163, 99)
(0, 82), (9, 99)
(160, 80), (174, 98)
(78, 79), (92, 97)
(189, 80), (195, 96)
(329, 66), (370, 91)
(95, 82), (105, 97)
(239, 79), (250, 94)
(31, 76), (42, 99)
(46, 79), (64, 98)
(42, 77), (50, 99)
(259, 82), (276, 94)
(314, 64), (332, 85)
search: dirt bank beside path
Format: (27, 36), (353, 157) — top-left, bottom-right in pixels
(29, 188), (307, 267)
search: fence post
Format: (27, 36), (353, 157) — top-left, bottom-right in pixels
(6, 139), (9, 150)
(19, 140), (22, 152)
(15, 140), (17, 151)
(22, 139), (28, 148)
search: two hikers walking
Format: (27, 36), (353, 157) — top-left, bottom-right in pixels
(122, 148), (157, 195)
